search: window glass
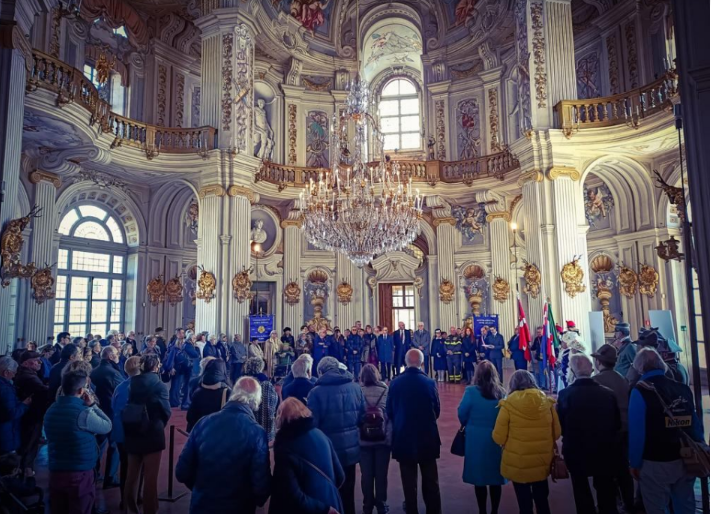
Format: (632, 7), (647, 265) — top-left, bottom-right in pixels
(70, 277), (90, 298)
(54, 300), (66, 323)
(74, 221), (111, 241)
(382, 81), (400, 97)
(92, 278), (109, 300)
(112, 256), (124, 274)
(69, 300), (88, 323)
(113, 26), (127, 38)
(59, 210), (79, 235)
(72, 251), (111, 273)
(91, 301), (108, 322)
(112, 280), (123, 300)
(58, 249), (69, 269)
(106, 217), (124, 244)
(78, 205), (108, 220)
(379, 79), (421, 151)
(56, 275), (67, 298)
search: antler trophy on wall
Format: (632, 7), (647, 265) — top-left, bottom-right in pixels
(0, 206), (43, 287)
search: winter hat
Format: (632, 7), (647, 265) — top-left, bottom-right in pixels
(614, 322), (630, 336)
(638, 329), (659, 348)
(591, 344), (618, 368)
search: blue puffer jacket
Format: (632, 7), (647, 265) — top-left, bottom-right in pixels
(307, 368), (365, 467)
(176, 401), (271, 513)
(0, 376), (28, 454)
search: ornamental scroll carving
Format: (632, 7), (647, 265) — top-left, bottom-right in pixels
(1, 206), (42, 288)
(617, 264), (638, 298)
(196, 267), (216, 303)
(625, 22), (639, 88)
(336, 280), (353, 304)
(31, 265), (55, 304)
(488, 89), (501, 151)
(165, 275), (184, 306)
(435, 100), (446, 160)
(146, 275), (165, 306)
(492, 276), (510, 303)
(156, 64), (167, 127)
(439, 279), (455, 304)
(521, 260), (541, 299)
(638, 264), (659, 298)
(530, 1), (547, 108)
(288, 104), (297, 165)
(606, 35), (620, 95)
(561, 256), (586, 298)
(174, 73), (185, 128)
(221, 33), (234, 132)
(284, 281), (301, 305)
(233, 24), (253, 152)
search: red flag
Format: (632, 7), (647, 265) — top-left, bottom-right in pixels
(518, 297), (532, 361)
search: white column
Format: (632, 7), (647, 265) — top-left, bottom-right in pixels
(195, 188), (224, 336)
(24, 172), (60, 343)
(544, 0), (577, 107)
(487, 214), (517, 336)
(281, 214), (302, 330)
(225, 189), (252, 337)
(434, 219), (458, 330)
(336, 253), (356, 330)
(520, 172), (547, 328)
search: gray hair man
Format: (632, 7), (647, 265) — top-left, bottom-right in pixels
(412, 323), (431, 376)
(282, 357), (315, 405)
(0, 356), (30, 456)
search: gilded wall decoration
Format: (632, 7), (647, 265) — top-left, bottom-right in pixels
(146, 275), (166, 306)
(336, 280), (353, 304)
(638, 264), (659, 298)
(488, 89), (501, 151)
(95, 53), (116, 86)
(439, 279), (456, 304)
(452, 204), (487, 242)
(196, 267), (216, 303)
(174, 72), (185, 128)
(625, 22), (639, 88)
(305, 269), (331, 331)
(191, 87), (201, 128)
(576, 51), (601, 99)
(514, 0), (532, 130)
(456, 99), (481, 160)
(492, 276), (510, 303)
(288, 104), (297, 165)
(1, 206), (42, 288)
(451, 64), (480, 79)
(232, 269), (253, 303)
(435, 99), (446, 160)
(288, 0), (330, 32)
(617, 264), (638, 298)
(165, 275), (184, 305)
(305, 110), (329, 168)
(606, 35), (620, 95)
(521, 260), (541, 298)
(233, 24), (253, 152)
(284, 281), (301, 305)
(302, 76), (332, 92)
(49, 7), (61, 58)
(156, 64), (167, 127)
(31, 265), (55, 305)
(583, 183), (614, 228)
(561, 257), (586, 298)
(654, 170), (686, 222)
(185, 201), (199, 234)
(221, 33), (233, 132)
(530, 1), (547, 108)
(591, 255), (619, 333)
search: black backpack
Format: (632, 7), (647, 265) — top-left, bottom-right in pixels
(360, 388), (387, 442)
(122, 384), (150, 435)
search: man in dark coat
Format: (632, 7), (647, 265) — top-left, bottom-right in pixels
(176, 376), (271, 514)
(14, 351), (49, 475)
(557, 353), (620, 514)
(508, 327), (527, 371)
(0, 357), (30, 456)
(90, 346), (124, 488)
(49, 332), (71, 365)
(484, 326), (505, 382)
(386, 349), (442, 514)
(392, 322), (412, 377)
(281, 357), (315, 405)
(307, 357), (365, 514)
(155, 327), (167, 356)
(48, 343), (80, 402)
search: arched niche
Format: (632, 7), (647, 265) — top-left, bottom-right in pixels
(147, 179), (198, 249)
(253, 79), (282, 162)
(250, 204), (282, 257)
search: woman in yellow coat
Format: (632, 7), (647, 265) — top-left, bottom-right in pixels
(493, 370), (561, 514)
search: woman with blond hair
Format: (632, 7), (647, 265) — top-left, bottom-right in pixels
(264, 330), (280, 378)
(269, 397), (344, 514)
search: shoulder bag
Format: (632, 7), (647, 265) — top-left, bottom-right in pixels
(122, 383), (150, 435)
(450, 425), (466, 457)
(638, 381), (710, 478)
(549, 407), (569, 481)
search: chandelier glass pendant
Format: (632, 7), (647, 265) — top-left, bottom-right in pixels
(298, 75), (423, 267)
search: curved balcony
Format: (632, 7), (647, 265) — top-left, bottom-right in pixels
(555, 71), (678, 138)
(256, 147), (520, 190)
(25, 50), (216, 156)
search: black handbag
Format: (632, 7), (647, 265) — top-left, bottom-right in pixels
(450, 425), (466, 457)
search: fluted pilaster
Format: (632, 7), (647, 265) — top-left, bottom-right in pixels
(435, 221), (458, 330)
(544, 0), (577, 107)
(521, 176), (547, 328)
(282, 215), (302, 331)
(336, 253), (358, 330)
(195, 190), (224, 335)
(487, 216), (517, 335)
(226, 193), (251, 336)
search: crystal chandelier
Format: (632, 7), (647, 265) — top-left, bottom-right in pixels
(298, 4), (423, 267)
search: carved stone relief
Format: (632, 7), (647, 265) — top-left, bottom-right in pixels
(288, 104), (297, 165)
(625, 22), (639, 89)
(156, 64), (167, 127)
(606, 35), (620, 95)
(435, 99), (446, 160)
(488, 89), (501, 151)
(174, 72), (185, 128)
(530, 1), (547, 108)
(221, 33), (233, 132)
(191, 87), (201, 128)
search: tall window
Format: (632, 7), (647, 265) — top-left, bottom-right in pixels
(54, 205), (126, 337)
(379, 79), (421, 151)
(392, 285), (416, 330)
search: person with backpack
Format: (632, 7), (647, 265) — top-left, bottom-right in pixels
(165, 333), (187, 407)
(359, 364), (391, 514)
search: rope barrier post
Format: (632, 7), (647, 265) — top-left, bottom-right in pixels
(159, 424), (188, 502)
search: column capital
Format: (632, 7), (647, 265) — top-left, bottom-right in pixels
(433, 217), (456, 227)
(281, 218), (303, 229)
(0, 22), (32, 69)
(220, 235), (232, 245)
(486, 211), (512, 223)
(198, 184), (226, 198)
(517, 169), (545, 187)
(547, 166), (581, 181)
(29, 170), (61, 188)
(227, 185), (257, 203)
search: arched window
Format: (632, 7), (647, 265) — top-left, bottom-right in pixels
(54, 205), (127, 337)
(378, 78), (421, 151)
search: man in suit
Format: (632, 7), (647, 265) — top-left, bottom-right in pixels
(386, 349), (442, 514)
(393, 321), (412, 377)
(377, 327), (394, 380)
(484, 326), (505, 382)
(49, 332), (70, 365)
(412, 322), (431, 376)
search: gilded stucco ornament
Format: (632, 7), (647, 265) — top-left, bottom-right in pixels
(165, 275), (184, 306)
(492, 276), (510, 303)
(561, 256), (586, 298)
(31, 265), (55, 305)
(336, 280), (353, 304)
(638, 264), (659, 298)
(232, 269), (254, 303)
(521, 260), (541, 299)
(196, 267), (216, 303)
(617, 264), (638, 298)
(146, 275), (165, 305)
(284, 281), (301, 305)
(1, 206), (42, 288)
(439, 279), (455, 304)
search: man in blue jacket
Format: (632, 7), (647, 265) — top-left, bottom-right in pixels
(393, 322), (412, 377)
(376, 327), (394, 380)
(346, 330), (363, 379)
(484, 326), (505, 382)
(0, 357), (30, 457)
(176, 376), (271, 514)
(386, 349), (441, 514)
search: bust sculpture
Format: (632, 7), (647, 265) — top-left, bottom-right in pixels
(250, 219), (267, 244)
(254, 98), (275, 160)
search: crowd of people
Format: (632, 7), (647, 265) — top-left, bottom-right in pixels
(0, 317), (706, 514)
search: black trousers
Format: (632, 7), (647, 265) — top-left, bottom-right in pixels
(340, 463), (357, 514)
(570, 473), (618, 514)
(615, 434), (635, 510)
(513, 480), (550, 514)
(399, 460), (442, 514)
(380, 362), (392, 380)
